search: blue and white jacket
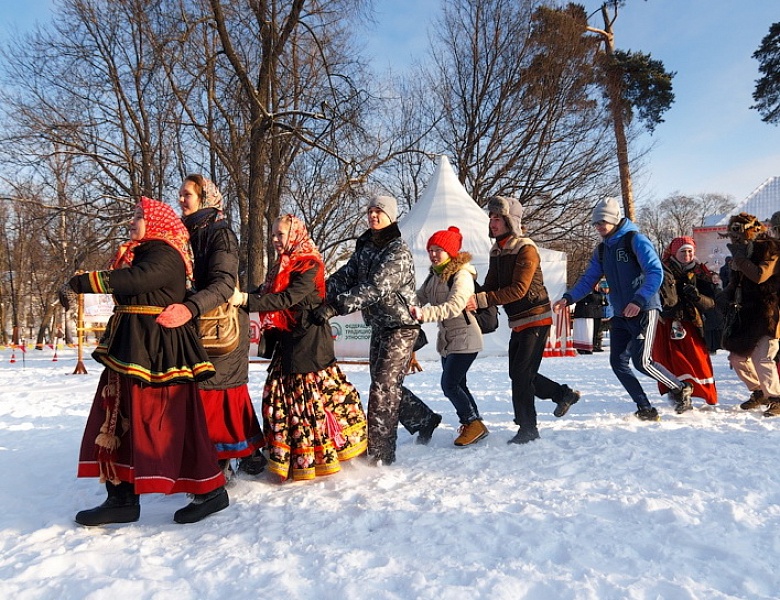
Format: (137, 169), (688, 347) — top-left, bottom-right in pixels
(563, 219), (662, 315)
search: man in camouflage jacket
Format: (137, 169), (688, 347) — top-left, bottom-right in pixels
(317, 195), (439, 464)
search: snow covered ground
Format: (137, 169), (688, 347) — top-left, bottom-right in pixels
(0, 343), (778, 599)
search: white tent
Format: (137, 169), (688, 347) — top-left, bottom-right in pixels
(398, 155), (568, 359)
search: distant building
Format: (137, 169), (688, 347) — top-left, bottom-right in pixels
(693, 176), (780, 278)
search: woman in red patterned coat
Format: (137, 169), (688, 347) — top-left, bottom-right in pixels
(61, 197), (228, 526)
(652, 236), (719, 410)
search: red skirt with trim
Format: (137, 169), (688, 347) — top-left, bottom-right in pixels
(77, 369), (225, 494)
(653, 319), (718, 405)
(199, 385), (263, 459)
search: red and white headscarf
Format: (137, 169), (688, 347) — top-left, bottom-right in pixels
(257, 215), (325, 332)
(663, 236), (695, 262)
(111, 197), (193, 278)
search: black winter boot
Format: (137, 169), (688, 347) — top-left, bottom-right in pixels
(75, 481), (140, 526)
(173, 486), (229, 524)
(507, 427), (540, 445)
(553, 386), (581, 418)
(238, 449), (267, 476)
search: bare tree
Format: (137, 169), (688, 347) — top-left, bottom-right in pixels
(636, 192), (736, 253)
(581, 1), (675, 220)
(404, 0), (618, 244)
(1, 0), (184, 209)
(157, 0), (376, 286)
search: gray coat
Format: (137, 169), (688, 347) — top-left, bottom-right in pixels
(417, 252), (483, 356)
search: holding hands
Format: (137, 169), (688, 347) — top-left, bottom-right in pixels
(311, 302), (338, 325)
(156, 304), (193, 328)
(552, 298), (568, 313)
(229, 288), (247, 307)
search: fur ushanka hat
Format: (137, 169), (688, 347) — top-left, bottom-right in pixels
(487, 196), (523, 238)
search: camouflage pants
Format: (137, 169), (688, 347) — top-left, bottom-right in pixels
(368, 327), (435, 462)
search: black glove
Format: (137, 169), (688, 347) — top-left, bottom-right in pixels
(311, 303), (338, 325)
(681, 283), (700, 302)
(58, 282), (78, 311)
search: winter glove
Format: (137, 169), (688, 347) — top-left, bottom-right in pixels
(156, 303), (193, 328)
(311, 302), (338, 325)
(681, 283), (701, 302)
(58, 282), (78, 311)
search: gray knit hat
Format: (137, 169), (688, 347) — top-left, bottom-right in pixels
(487, 196), (523, 237)
(591, 197), (622, 225)
(367, 194), (398, 223)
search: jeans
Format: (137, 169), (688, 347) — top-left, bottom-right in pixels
(440, 352), (480, 424)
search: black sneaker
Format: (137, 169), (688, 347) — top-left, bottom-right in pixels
(554, 388), (581, 418)
(416, 413), (442, 445)
(238, 450), (267, 475)
(173, 487), (229, 524)
(670, 382), (694, 414)
(635, 407), (660, 421)
(507, 427), (540, 445)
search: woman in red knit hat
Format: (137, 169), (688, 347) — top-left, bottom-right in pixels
(410, 226), (489, 446)
(652, 236), (719, 409)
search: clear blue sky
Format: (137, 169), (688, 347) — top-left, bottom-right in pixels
(3, 0), (779, 205)
(365, 0), (780, 205)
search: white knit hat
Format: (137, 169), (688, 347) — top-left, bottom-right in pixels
(591, 197), (622, 225)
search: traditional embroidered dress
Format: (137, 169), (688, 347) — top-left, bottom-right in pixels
(246, 215), (367, 481)
(75, 197), (224, 495)
(652, 239), (718, 406)
(182, 177), (263, 460)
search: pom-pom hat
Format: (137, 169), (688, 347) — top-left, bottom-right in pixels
(427, 226), (463, 256)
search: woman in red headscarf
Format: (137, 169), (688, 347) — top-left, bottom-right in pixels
(61, 197), (228, 526)
(236, 214), (367, 481)
(652, 236), (719, 409)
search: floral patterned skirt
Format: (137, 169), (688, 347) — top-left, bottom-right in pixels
(262, 360), (368, 481)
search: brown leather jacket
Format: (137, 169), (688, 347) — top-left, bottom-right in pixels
(476, 236), (552, 329)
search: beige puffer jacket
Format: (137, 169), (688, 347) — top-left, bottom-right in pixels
(416, 252), (483, 356)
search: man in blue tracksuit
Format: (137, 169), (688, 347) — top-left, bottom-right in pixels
(553, 198), (693, 420)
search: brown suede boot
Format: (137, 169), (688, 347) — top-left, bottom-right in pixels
(762, 398), (780, 417)
(740, 389), (766, 410)
(454, 419), (489, 447)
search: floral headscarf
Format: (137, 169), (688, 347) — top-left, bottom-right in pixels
(111, 197), (193, 278)
(199, 177), (224, 213)
(257, 214), (325, 332)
